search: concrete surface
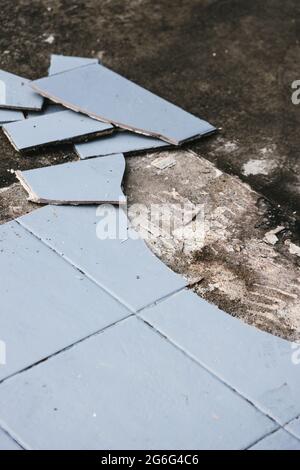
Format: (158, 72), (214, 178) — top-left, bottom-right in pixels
(0, 0), (299, 340)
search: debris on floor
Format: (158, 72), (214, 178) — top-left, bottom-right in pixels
(285, 240), (300, 257)
(263, 226), (285, 245)
(151, 154), (177, 170)
(2, 52), (299, 450)
(16, 154), (126, 205)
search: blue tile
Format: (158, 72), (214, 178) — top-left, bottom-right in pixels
(0, 317), (275, 450)
(3, 110), (113, 151)
(140, 289), (300, 424)
(16, 154), (126, 205)
(0, 221), (130, 380)
(31, 63), (216, 145)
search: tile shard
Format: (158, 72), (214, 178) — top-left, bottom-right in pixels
(48, 54), (99, 76)
(0, 69), (43, 110)
(15, 154), (126, 205)
(30, 63), (216, 145)
(140, 290), (300, 424)
(3, 110), (113, 151)
(0, 221), (130, 381)
(18, 205), (187, 312)
(75, 131), (170, 159)
(0, 317), (275, 450)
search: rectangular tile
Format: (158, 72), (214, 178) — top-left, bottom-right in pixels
(0, 221), (130, 381)
(0, 428), (21, 450)
(48, 54), (98, 76)
(249, 429), (300, 450)
(0, 69), (43, 110)
(140, 289), (300, 424)
(30, 63), (216, 145)
(16, 154), (126, 205)
(3, 110), (113, 151)
(0, 317), (275, 450)
(0, 109), (24, 124)
(75, 131), (169, 159)
(18, 205), (187, 312)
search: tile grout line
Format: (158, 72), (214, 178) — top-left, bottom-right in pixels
(16, 218), (187, 314)
(244, 426), (300, 450)
(244, 427), (282, 450)
(136, 316), (282, 435)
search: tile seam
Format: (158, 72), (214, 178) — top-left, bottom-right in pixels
(0, 314), (134, 386)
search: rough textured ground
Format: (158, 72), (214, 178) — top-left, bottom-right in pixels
(0, 0), (299, 339)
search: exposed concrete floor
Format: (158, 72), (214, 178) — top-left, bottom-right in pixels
(0, 0), (299, 339)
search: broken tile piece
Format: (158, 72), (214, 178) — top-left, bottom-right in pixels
(0, 317), (275, 450)
(151, 155), (176, 170)
(0, 69), (43, 110)
(0, 428), (21, 450)
(140, 289), (300, 424)
(30, 63), (216, 145)
(3, 110), (113, 151)
(0, 221), (130, 381)
(48, 54), (98, 76)
(16, 154), (126, 205)
(0, 109), (24, 124)
(18, 205), (187, 312)
(75, 131), (169, 159)
(249, 429), (300, 450)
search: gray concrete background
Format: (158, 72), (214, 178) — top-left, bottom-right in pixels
(0, 0), (299, 339)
